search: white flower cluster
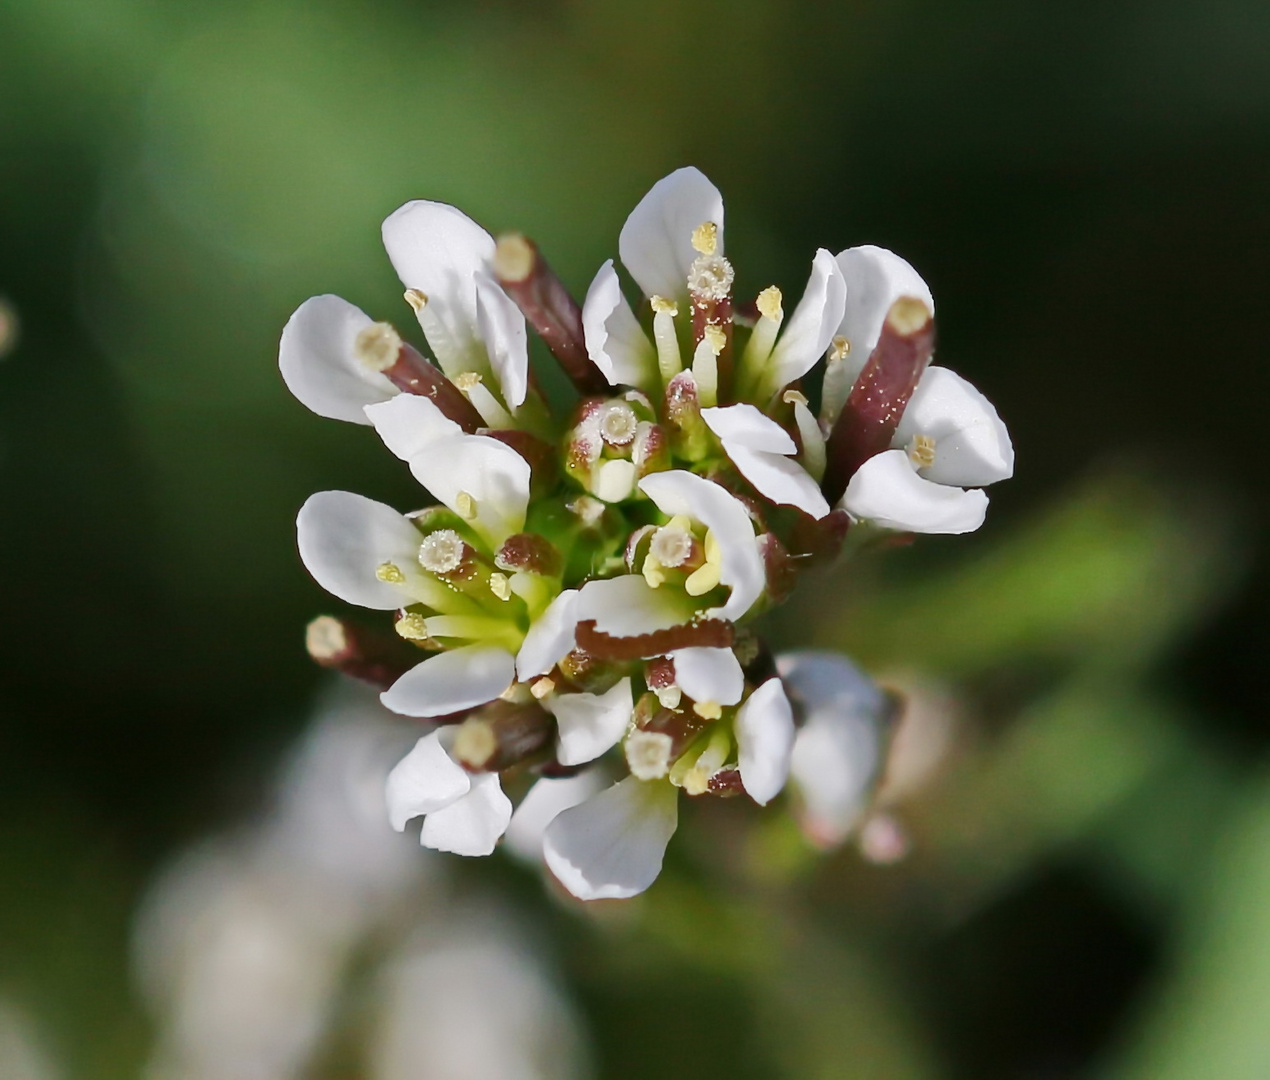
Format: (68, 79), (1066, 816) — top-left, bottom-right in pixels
(281, 168), (1013, 899)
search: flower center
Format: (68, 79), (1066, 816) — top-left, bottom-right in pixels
(418, 529), (466, 574)
(907, 433), (937, 470)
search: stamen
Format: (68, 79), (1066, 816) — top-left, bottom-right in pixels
(625, 730), (674, 780)
(597, 401), (639, 446)
(756, 286), (783, 323)
(678, 728), (731, 795)
(692, 700), (723, 720)
(376, 561), (406, 584)
(455, 492), (478, 521)
(454, 371), (515, 429)
(353, 321), (403, 372)
(691, 221), (719, 255)
(687, 253), (735, 302)
(784, 389), (827, 482)
(684, 561), (721, 595)
(488, 572), (512, 601)
(530, 676), (555, 699)
(404, 289), (428, 313)
(691, 329), (723, 407)
(829, 335), (850, 361)
(418, 529), (466, 574)
(907, 433), (937, 469)
(650, 296), (682, 382)
(394, 612), (432, 641)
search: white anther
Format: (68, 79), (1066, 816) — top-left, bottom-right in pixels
(625, 730), (674, 781)
(417, 529), (466, 574)
(489, 572), (511, 601)
(654, 685), (683, 710)
(353, 321), (402, 372)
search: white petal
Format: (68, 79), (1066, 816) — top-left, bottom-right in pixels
(380, 645), (516, 718)
(667, 647), (743, 706)
(474, 270), (529, 408)
(701, 403), (796, 453)
(365, 395), (530, 546)
(618, 167), (724, 301)
(734, 677), (795, 806)
(420, 771), (512, 856)
(381, 200), (494, 371)
(638, 471), (765, 621)
(726, 445), (831, 519)
(766, 249), (847, 388)
(385, 731), (471, 831)
(278, 295), (395, 424)
(549, 678), (634, 766)
(842, 449), (988, 534)
(516, 590), (580, 681)
(778, 651), (885, 845)
(543, 777), (678, 900)
(835, 245), (934, 380)
(892, 366), (1014, 487)
(503, 770), (607, 863)
(576, 575), (698, 637)
(296, 490), (420, 610)
(582, 260), (656, 388)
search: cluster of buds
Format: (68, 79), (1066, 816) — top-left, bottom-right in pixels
(282, 169), (1013, 900)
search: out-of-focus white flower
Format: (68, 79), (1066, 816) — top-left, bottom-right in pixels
(370, 920), (591, 1080)
(778, 650), (892, 848)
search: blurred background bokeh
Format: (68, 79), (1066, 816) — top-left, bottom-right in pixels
(2, 0), (1268, 1076)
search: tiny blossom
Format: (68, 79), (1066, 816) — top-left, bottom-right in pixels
(284, 167), (1014, 900)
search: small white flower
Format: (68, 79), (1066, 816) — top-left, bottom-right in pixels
(701, 403), (830, 519)
(779, 650), (889, 847)
(385, 729), (513, 856)
(842, 366), (1013, 534)
(542, 776), (679, 901)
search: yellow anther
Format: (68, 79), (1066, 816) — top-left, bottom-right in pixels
(703, 324), (726, 355)
(394, 613), (431, 640)
(530, 676), (555, 699)
(642, 552), (667, 589)
(782, 389), (809, 406)
(908, 433), (938, 469)
(756, 286), (783, 322)
(830, 335), (850, 360)
(691, 221), (719, 255)
(376, 561), (406, 584)
(489, 572), (511, 601)
(650, 295), (679, 316)
(692, 700), (723, 720)
(454, 371), (482, 391)
(682, 766), (712, 796)
(684, 561), (721, 596)
(404, 289), (428, 313)
(704, 529), (721, 566)
(455, 491), (478, 520)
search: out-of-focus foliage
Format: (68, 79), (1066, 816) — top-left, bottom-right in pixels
(1, 0), (1268, 1077)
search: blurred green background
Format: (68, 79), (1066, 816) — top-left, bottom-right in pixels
(2, 0), (1268, 1076)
